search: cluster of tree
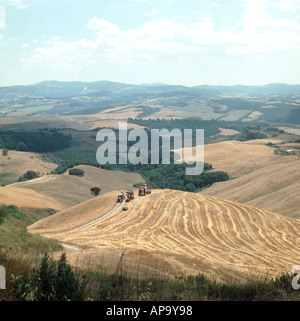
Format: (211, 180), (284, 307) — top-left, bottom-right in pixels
(122, 159), (228, 192)
(127, 118), (250, 137)
(68, 168), (85, 177)
(143, 165), (228, 192)
(0, 129), (72, 152)
(51, 149), (228, 192)
(18, 170), (40, 182)
(231, 126), (284, 142)
(51, 156), (111, 174)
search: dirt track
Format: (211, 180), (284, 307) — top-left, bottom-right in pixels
(28, 189), (300, 282)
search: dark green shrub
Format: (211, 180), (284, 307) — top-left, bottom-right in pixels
(69, 168), (85, 177)
(13, 253), (87, 301)
(18, 170), (40, 182)
(0, 204), (9, 225)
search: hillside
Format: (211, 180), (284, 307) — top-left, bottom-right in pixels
(202, 153), (300, 217)
(0, 81), (300, 124)
(200, 138), (300, 217)
(12, 165), (144, 208)
(28, 189), (300, 283)
(0, 186), (64, 211)
(0, 149), (57, 185)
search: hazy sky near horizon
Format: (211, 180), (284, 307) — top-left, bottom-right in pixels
(0, 0), (299, 87)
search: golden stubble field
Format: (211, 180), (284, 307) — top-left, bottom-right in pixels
(28, 189), (300, 283)
(201, 138), (300, 218)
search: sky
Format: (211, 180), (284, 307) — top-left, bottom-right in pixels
(0, 0), (299, 87)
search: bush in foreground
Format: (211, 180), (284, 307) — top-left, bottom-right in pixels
(3, 251), (300, 301)
(13, 252), (87, 301)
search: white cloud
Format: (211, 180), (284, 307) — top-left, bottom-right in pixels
(20, 11), (300, 80)
(277, 0), (300, 13)
(228, 0), (300, 55)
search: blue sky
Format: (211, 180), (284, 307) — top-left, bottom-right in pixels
(0, 0), (299, 86)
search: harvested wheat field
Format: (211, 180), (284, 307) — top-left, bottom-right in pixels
(28, 189), (300, 283)
(175, 139), (278, 170)
(196, 138), (300, 217)
(202, 154), (300, 217)
(0, 186), (65, 211)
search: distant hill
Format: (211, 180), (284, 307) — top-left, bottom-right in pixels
(0, 80), (299, 124)
(1, 80), (300, 98)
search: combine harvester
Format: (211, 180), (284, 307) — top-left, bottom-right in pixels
(125, 190), (134, 202)
(138, 183), (151, 196)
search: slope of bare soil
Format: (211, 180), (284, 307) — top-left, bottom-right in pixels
(28, 189), (300, 283)
(11, 165), (144, 208)
(0, 186), (65, 211)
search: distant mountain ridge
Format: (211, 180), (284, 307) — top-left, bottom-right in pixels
(0, 80), (299, 124)
(0, 80), (300, 98)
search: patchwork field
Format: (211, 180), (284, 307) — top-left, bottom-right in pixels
(28, 189), (300, 283)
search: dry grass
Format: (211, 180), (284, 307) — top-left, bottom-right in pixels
(199, 138), (300, 217)
(0, 149), (57, 184)
(10, 165), (144, 208)
(0, 186), (65, 211)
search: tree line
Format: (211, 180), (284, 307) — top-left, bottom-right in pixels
(0, 129), (72, 152)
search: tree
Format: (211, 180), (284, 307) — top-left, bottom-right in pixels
(2, 148), (8, 156)
(90, 187), (101, 197)
(69, 168), (85, 177)
(18, 170), (40, 182)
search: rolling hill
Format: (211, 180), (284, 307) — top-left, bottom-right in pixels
(0, 81), (300, 124)
(201, 138), (300, 218)
(0, 149), (57, 186)
(12, 165), (144, 208)
(28, 189), (300, 283)
(0, 186), (64, 211)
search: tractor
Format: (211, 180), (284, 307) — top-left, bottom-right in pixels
(117, 192), (125, 203)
